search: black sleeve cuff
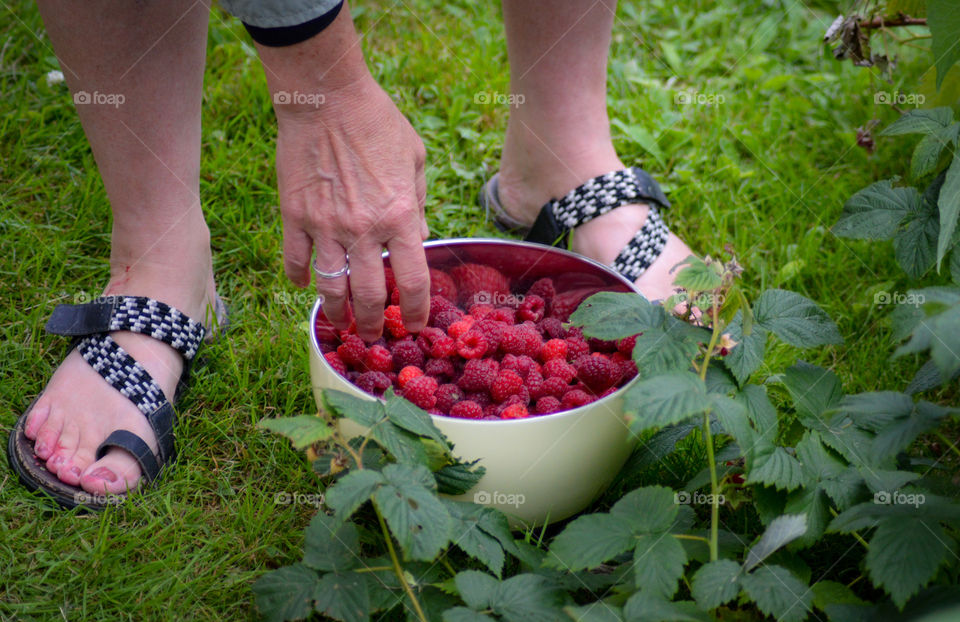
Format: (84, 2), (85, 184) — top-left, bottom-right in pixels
(242, 2), (344, 47)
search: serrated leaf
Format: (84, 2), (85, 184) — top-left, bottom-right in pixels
(784, 488), (830, 547)
(866, 518), (953, 609)
(443, 501), (507, 576)
(690, 559), (742, 609)
(258, 415), (333, 450)
(314, 572), (370, 622)
(564, 603), (624, 622)
(894, 193), (939, 278)
(723, 311), (767, 385)
(744, 514), (808, 571)
(454, 570), (499, 610)
(434, 461), (486, 496)
(929, 0), (960, 90)
(373, 463), (452, 561)
(323, 389), (385, 427)
(632, 328), (700, 376)
(303, 513), (361, 572)
(832, 180), (918, 240)
(747, 446), (805, 491)
(741, 565), (812, 622)
(623, 592), (709, 622)
(811, 580), (866, 610)
(938, 152), (960, 268)
(570, 292), (664, 340)
(872, 401), (949, 463)
(830, 392), (914, 432)
(544, 513), (636, 570)
(443, 608), (496, 622)
(324, 469), (385, 522)
(623, 371), (711, 432)
(912, 132), (947, 180)
(711, 394), (758, 462)
(879, 108), (953, 136)
(736, 385), (779, 440)
(492, 574), (566, 622)
(753, 290), (842, 347)
(253, 564), (322, 622)
(633, 534), (687, 598)
(672, 256), (723, 291)
(610, 486), (680, 534)
(951, 244), (960, 283)
(781, 362), (844, 422)
(383, 391), (446, 444)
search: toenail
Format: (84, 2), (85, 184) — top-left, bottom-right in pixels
(91, 467), (117, 483)
(70, 466), (82, 478)
(50, 455), (63, 469)
(35, 442), (48, 456)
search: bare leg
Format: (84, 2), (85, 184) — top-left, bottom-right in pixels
(498, 0), (692, 300)
(24, 0), (217, 494)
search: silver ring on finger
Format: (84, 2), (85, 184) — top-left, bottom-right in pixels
(313, 255), (350, 280)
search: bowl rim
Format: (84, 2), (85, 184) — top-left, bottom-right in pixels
(308, 237), (642, 426)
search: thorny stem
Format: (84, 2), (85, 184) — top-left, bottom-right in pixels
(699, 301), (723, 561)
(375, 501), (428, 622)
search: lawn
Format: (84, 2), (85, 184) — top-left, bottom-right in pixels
(0, 0), (954, 620)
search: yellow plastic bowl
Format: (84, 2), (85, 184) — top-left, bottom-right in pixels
(308, 239), (642, 526)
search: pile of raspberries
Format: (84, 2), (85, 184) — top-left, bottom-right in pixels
(315, 262), (639, 420)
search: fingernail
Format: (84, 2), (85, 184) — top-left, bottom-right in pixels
(91, 467), (117, 483)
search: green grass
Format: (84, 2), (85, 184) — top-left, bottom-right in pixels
(0, 0), (954, 619)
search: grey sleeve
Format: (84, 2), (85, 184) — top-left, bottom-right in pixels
(218, 0), (343, 28)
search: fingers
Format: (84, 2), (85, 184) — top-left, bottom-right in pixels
(414, 147), (428, 241)
(282, 220), (314, 288)
(314, 238), (353, 331)
(386, 230), (430, 333)
(345, 240), (387, 341)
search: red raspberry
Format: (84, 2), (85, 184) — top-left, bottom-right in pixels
(429, 268), (458, 301)
(473, 319), (507, 351)
(617, 334), (638, 356)
(501, 354), (540, 379)
(356, 371), (392, 396)
(565, 337), (590, 361)
(402, 375), (438, 410)
(435, 383), (465, 412)
(518, 295), (545, 323)
(456, 330), (488, 359)
(457, 358), (499, 392)
(562, 389), (595, 409)
(467, 304), (494, 319)
(490, 370), (524, 403)
(449, 400), (483, 419)
(535, 396), (561, 414)
(500, 403), (529, 419)
(488, 307), (516, 324)
(483, 402), (501, 419)
(500, 325), (542, 358)
(599, 386), (620, 399)
(465, 391), (492, 409)
(541, 339), (568, 362)
(384, 305), (409, 339)
(417, 327), (456, 358)
(336, 334), (367, 369)
(363, 345), (393, 373)
(398, 365), (424, 389)
(540, 376), (570, 399)
(542, 358), (576, 383)
(432, 309), (463, 332)
(315, 310), (340, 343)
(588, 337), (618, 353)
(324, 352), (347, 376)
(550, 287), (597, 322)
(391, 287), (401, 305)
(537, 317), (566, 340)
(390, 339), (424, 371)
(525, 369), (545, 399)
(447, 316), (475, 340)
(425, 357), (456, 382)
(527, 277), (556, 307)
(429, 295), (458, 325)
(449, 263), (511, 307)
(611, 352), (638, 384)
(573, 354), (618, 392)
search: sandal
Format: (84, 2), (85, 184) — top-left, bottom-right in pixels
(7, 295), (228, 510)
(479, 167), (672, 282)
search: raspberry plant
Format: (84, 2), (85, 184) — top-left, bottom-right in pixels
(254, 251), (960, 621)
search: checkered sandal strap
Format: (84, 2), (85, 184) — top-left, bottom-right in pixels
(524, 167), (672, 279)
(77, 333), (177, 463)
(45, 296), (206, 361)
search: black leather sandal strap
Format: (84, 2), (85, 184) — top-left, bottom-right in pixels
(524, 167), (671, 246)
(611, 205), (671, 281)
(45, 296), (206, 361)
(96, 430), (162, 483)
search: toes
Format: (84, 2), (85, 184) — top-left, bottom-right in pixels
(24, 399), (51, 440)
(60, 444), (98, 487)
(81, 449), (142, 495)
(33, 408), (65, 460)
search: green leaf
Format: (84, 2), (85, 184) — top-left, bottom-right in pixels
(492, 574), (566, 622)
(951, 244), (960, 284)
(564, 603), (624, 622)
(753, 290), (842, 347)
(811, 580), (866, 610)
(324, 469), (385, 522)
(435, 461), (486, 496)
(569, 292), (663, 340)
(865, 518), (953, 609)
(830, 392), (914, 432)
(610, 486), (680, 534)
(314, 572), (370, 622)
(784, 488), (831, 547)
(454, 570), (499, 610)
(832, 180), (918, 240)
(253, 564), (322, 622)
(928, 0), (960, 90)
(623, 371), (711, 432)
(632, 328), (700, 376)
(894, 192), (939, 278)
(747, 446), (805, 491)
(911, 124), (959, 180)
(303, 513), (360, 572)
(544, 513), (636, 570)
(383, 391), (446, 445)
(741, 565), (812, 622)
(879, 108), (953, 136)
(781, 362), (843, 422)
(623, 593), (709, 622)
(323, 389), (385, 428)
(690, 559), (742, 609)
(744, 514), (808, 571)
(444, 608), (496, 622)
(443, 501), (507, 576)
(373, 463), (452, 561)
(736, 385), (779, 439)
(633, 534), (687, 598)
(257, 415), (333, 450)
(795, 433), (861, 509)
(871, 401), (950, 463)
(937, 151), (960, 268)
(672, 256), (723, 291)
(723, 311), (767, 385)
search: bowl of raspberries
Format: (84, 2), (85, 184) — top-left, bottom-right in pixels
(308, 239), (643, 524)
